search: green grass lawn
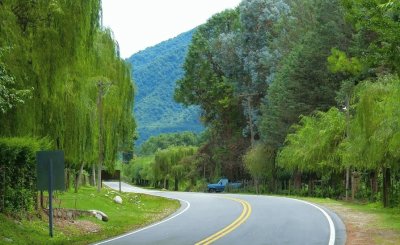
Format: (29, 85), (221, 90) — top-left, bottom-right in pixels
(0, 186), (180, 245)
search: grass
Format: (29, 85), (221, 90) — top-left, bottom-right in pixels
(0, 185), (180, 245)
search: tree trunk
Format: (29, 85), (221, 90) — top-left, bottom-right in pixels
(344, 96), (350, 201)
(246, 97), (255, 147)
(92, 165), (96, 187)
(351, 171), (360, 200)
(97, 81), (104, 193)
(174, 176), (178, 191)
(74, 162), (85, 193)
(370, 170), (378, 200)
(40, 191), (44, 209)
(294, 170), (302, 190)
(383, 167), (391, 207)
(254, 178), (259, 194)
(345, 167), (350, 201)
(308, 175), (314, 196)
(65, 168), (70, 190)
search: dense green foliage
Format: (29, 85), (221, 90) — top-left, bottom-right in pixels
(0, 1), (135, 197)
(171, 0), (400, 206)
(175, 9), (249, 181)
(127, 30), (203, 146)
(0, 138), (50, 214)
(278, 108), (346, 173)
(139, 131), (204, 156)
(123, 146), (200, 191)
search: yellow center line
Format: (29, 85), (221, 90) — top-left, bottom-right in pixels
(195, 197), (252, 245)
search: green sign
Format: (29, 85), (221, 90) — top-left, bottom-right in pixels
(36, 151), (65, 191)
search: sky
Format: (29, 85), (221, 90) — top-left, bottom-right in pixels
(102, 0), (242, 58)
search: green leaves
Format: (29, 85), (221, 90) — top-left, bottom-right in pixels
(278, 108), (346, 173)
(0, 1), (135, 171)
(328, 48), (363, 76)
(0, 62), (31, 113)
(342, 0), (400, 74)
(345, 75), (400, 169)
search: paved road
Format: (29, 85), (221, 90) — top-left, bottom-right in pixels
(95, 182), (346, 245)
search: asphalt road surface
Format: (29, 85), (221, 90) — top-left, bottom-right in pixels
(95, 182), (346, 245)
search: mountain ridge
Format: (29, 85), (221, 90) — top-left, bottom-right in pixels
(127, 29), (203, 146)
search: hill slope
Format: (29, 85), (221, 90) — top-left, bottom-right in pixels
(127, 29), (203, 146)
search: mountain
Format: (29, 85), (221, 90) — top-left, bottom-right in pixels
(127, 29), (203, 146)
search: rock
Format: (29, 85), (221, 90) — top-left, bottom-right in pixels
(113, 195), (122, 204)
(3, 238), (13, 243)
(89, 210), (109, 222)
(66, 211), (71, 219)
(95, 212), (102, 221)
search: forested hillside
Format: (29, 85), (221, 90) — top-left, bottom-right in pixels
(127, 30), (203, 146)
(174, 0), (400, 206)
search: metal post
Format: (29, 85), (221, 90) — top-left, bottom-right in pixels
(119, 174), (122, 193)
(49, 159), (53, 238)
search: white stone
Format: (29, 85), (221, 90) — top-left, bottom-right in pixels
(113, 195), (122, 204)
(89, 209), (109, 222)
(95, 213), (102, 221)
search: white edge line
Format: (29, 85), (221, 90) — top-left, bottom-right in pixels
(290, 198), (336, 245)
(94, 198), (191, 245)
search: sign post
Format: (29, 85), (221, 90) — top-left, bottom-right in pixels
(36, 151), (65, 238)
(48, 160), (53, 237)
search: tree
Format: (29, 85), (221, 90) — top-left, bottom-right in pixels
(154, 146), (197, 190)
(0, 0), (135, 193)
(278, 108), (346, 173)
(341, 0), (400, 74)
(0, 59), (31, 113)
(214, 0), (290, 145)
(341, 76), (400, 206)
(243, 144), (274, 193)
(175, 9), (249, 180)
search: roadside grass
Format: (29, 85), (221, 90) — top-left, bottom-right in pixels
(0, 186), (180, 245)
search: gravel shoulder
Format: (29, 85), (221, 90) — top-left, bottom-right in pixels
(318, 202), (400, 245)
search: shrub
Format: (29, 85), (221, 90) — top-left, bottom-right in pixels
(0, 137), (50, 215)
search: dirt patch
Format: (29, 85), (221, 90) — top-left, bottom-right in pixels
(54, 219), (101, 235)
(322, 203), (400, 245)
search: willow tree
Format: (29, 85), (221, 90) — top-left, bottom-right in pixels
(278, 108), (346, 195)
(91, 29), (136, 192)
(0, 55), (31, 113)
(341, 76), (400, 207)
(0, 0), (136, 192)
(154, 146), (197, 190)
(243, 144), (275, 193)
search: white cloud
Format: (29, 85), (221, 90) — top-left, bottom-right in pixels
(102, 0), (242, 58)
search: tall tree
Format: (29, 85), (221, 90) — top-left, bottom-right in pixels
(0, 0), (136, 192)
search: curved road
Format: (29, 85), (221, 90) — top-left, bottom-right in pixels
(96, 182), (346, 245)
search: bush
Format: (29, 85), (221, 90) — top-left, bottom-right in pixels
(0, 137), (50, 215)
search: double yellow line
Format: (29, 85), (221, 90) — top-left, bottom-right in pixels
(195, 197), (252, 245)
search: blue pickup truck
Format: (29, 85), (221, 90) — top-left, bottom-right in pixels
(207, 178), (242, 192)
